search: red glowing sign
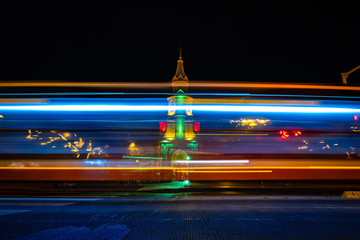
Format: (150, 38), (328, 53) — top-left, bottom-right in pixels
(194, 122), (200, 132)
(159, 121), (166, 132)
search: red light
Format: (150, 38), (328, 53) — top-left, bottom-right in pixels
(280, 130), (289, 139)
(194, 122), (200, 132)
(355, 115), (358, 121)
(294, 131), (301, 136)
(159, 121), (166, 132)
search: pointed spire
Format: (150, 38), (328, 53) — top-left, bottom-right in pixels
(172, 48), (188, 82)
(172, 48), (189, 93)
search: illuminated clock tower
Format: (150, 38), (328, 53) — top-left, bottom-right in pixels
(159, 49), (199, 172)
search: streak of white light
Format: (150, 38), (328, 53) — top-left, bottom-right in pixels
(0, 105), (358, 113)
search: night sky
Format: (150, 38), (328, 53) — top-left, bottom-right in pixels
(1, 2), (359, 84)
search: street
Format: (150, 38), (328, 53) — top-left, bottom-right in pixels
(1, 194), (360, 239)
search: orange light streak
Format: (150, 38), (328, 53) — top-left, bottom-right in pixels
(2, 166), (360, 170)
(0, 99), (47, 103)
(178, 170), (272, 173)
(2, 82), (360, 91)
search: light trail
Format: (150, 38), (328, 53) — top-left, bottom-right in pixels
(0, 104), (358, 113)
(192, 99), (319, 105)
(177, 170), (272, 173)
(175, 160), (249, 163)
(2, 166), (360, 170)
(2, 82), (360, 91)
(2, 92), (360, 100)
(122, 156), (162, 160)
(197, 134), (269, 136)
(189, 82), (360, 91)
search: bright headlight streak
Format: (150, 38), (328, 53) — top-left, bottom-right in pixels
(0, 104), (358, 113)
(0, 105), (169, 111)
(190, 105), (360, 113)
(175, 160), (249, 164)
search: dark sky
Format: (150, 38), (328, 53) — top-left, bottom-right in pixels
(1, 2), (359, 84)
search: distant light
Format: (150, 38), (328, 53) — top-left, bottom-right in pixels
(280, 130), (289, 139)
(184, 180), (190, 185)
(355, 115), (358, 121)
(186, 156), (191, 160)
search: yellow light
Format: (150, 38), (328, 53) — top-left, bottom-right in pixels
(63, 132), (71, 138)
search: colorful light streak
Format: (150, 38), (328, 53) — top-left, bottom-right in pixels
(175, 160), (249, 163)
(3, 82), (360, 91)
(0, 104), (359, 113)
(2, 166), (360, 170)
(3, 92), (360, 100)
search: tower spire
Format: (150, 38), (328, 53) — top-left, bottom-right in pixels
(178, 48), (182, 60)
(172, 48), (188, 92)
(172, 49), (189, 93)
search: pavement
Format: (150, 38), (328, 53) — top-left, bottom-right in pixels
(1, 194), (360, 239)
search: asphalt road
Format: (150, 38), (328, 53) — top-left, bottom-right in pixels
(1, 194), (360, 240)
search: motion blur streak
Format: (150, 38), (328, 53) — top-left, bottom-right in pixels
(3, 81), (360, 91)
(1, 84), (360, 181)
(3, 167), (360, 170)
(0, 104), (358, 113)
(175, 160), (249, 163)
(178, 171), (273, 173)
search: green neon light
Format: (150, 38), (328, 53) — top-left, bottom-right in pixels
(161, 140), (170, 143)
(190, 140), (197, 143)
(186, 156), (190, 160)
(123, 156), (160, 160)
(177, 89), (184, 93)
(178, 124), (182, 135)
